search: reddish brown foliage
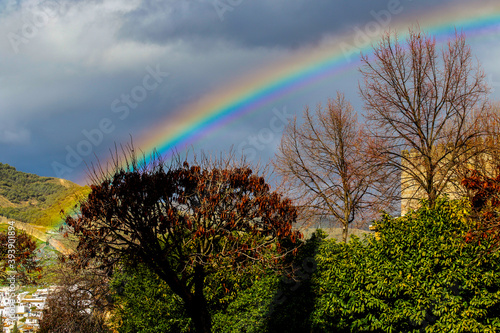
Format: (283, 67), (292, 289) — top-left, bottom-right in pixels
(0, 229), (41, 284)
(462, 170), (500, 249)
(66, 151), (301, 333)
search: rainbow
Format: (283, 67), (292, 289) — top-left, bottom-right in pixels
(87, 1), (500, 182)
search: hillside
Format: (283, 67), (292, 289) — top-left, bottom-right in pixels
(0, 163), (90, 228)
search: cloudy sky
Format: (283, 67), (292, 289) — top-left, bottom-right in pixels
(0, 0), (499, 185)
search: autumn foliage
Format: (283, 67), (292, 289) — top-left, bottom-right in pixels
(52, 28), (500, 332)
(461, 169), (500, 248)
(66, 151), (301, 333)
(0, 229), (41, 284)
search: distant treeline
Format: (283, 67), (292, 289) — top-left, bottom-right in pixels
(0, 163), (63, 204)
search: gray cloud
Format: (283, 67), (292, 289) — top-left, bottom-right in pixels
(117, 0), (458, 49)
(0, 0), (497, 183)
(0, 126), (30, 144)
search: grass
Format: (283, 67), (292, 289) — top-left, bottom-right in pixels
(301, 226), (373, 241)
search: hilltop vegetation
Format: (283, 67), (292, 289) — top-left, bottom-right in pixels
(0, 163), (90, 227)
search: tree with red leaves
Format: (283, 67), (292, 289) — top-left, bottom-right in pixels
(66, 150), (301, 333)
(461, 169), (500, 250)
(0, 228), (41, 284)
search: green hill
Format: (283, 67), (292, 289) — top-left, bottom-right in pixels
(0, 163), (90, 228)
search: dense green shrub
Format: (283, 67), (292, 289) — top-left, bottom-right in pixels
(311, 199), (500, 332)
(265, 230), (326, 333)
(111, 264), (192, 333)
(109, 231), (326, 333)
(212, 273), (279, 333)
(111, 263), (281, 333)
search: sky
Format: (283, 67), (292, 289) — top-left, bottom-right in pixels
(0, 0), (499, 185)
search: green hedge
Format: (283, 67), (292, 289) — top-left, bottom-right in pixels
(311, 199), (500, 332)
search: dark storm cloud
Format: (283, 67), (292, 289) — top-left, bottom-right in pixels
(117, 0), (457, 49)
(0, 0), (496, 184)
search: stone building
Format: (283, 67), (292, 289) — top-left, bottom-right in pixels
(400, 142), (499, 215)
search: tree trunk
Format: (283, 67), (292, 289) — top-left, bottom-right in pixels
(156, 265), (212, 333)
(186, 264), (212, 333)
(342, 222), (348, 243)
(187, 298), (212, 333)
(343, 206), (350, 243)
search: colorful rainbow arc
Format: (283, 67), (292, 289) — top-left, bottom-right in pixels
(85, 1), (500, 183)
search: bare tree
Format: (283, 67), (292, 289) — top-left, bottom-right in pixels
(274, 93), (392, 243)
(38, 262), (112, 333)
(359, 28), (491, 214)
(458, 102), (500, 181)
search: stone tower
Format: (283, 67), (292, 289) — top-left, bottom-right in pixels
(399, 143), (494, 215)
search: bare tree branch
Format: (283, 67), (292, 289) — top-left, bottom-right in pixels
(359, 28), (491, 214)
(274, 93), (394, 242)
